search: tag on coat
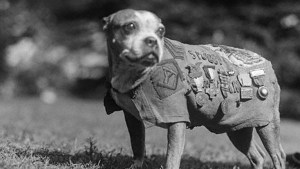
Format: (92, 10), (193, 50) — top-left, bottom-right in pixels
(240, 87), (253, 99)
(238, 73), (252, 87)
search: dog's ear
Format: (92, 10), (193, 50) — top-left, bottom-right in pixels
(102, 14), (114, 31)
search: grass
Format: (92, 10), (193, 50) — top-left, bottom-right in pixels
(0, 96), (299, 169)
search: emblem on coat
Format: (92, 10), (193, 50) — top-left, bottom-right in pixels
(151, 59), (184, 99)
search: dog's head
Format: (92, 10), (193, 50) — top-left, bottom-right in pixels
(103, 9), (165, 67)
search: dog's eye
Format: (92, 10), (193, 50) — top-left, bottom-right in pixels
(156, 27), (165, 38)
(123, 22), (136, 34)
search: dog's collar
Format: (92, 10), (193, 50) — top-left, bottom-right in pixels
(106, 82), (138, 99)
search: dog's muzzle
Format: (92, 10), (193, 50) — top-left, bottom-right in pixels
(139, 52), (159, 66)
(139, 36), (160, 66)
(120, 36), (160, 67)
(121, 50), (159, 66)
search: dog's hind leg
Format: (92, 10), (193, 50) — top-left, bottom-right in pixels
(256, 82), (286, 169)
(227, 127), (266, 169)
(256, 117), (286, 169)
(124, 111), (145, 169)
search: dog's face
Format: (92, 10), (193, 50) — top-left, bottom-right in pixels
(103, 9), (165, 67)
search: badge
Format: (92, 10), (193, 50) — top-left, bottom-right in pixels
(231, 81), (240, 93)
(203, 65), (216, 82)
(257, 86), (268, 100)
(250, 69), (266, 86)
(194, 76), (204, 92)
(238, 73), (252, 87)
(240, 87), (253, 100)
(186, 63), (203, 92)
(218, 71), (229, 98)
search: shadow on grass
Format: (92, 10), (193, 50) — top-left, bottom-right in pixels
(15, 148), (299, 169)
(29, 149), (252, 169)
(12, 138), (297, 169)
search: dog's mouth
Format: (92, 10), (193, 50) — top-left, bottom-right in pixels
(139, 52), (159, 66)
(121, 50), (159, 67)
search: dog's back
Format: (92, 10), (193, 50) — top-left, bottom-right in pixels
(175, 39), (280, 133)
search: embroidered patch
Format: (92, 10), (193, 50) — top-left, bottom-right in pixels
(205, 44), (265, 67)
(186, 63), (202, 78)
(164, 38), (185, 60)
(151, 59), (184, 99)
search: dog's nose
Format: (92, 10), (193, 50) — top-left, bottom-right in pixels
(144, 37), (157, 48)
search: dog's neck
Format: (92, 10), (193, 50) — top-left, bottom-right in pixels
(107, 42), (153, 93)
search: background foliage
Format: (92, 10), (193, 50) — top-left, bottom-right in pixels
(0, 0), (300, 119)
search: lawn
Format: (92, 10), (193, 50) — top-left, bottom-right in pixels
(0, 96), (299, 169)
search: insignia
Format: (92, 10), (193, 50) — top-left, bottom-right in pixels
(164, 38), (185, 60)
(151, 59), (184, 99)
(238, 73), (252, 87)
(218, 71), (230, 98)
(203, 65), (216, 82)
(186, 63), (202, 78)
(161, 67), (178, 89)
(240, 87), (253, 100)
(208, 45), (265, 67)
(231, 81), (240, 93)
(257, 86), (268, 100)
(250, 69), (266, 86)
(186, 63), (203, 92)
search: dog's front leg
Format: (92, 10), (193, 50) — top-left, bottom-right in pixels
(124, 111), (145, 169)
(166, 122), (186, 169)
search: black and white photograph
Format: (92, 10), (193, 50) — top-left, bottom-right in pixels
(0, 0), (299, 168)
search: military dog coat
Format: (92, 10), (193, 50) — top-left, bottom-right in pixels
(106, 38), (279, 133)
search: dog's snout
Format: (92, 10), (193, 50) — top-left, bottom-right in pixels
(144, 37), (157, 48)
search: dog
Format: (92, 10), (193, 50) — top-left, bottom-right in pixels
(102, 9), (286, 169)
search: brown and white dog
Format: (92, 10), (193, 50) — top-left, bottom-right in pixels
(103, 9), (286, 169)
